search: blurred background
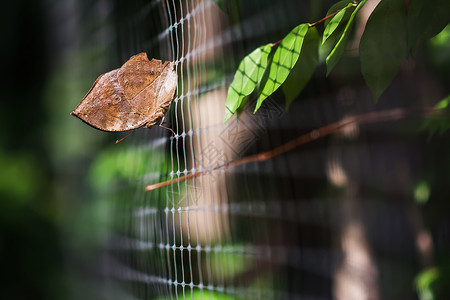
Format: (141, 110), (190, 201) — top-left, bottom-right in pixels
(0, 0), (449, 299)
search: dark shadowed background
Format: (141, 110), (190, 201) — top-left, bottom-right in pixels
(1, 0), (449, 299)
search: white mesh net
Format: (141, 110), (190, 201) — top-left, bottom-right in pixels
(64, 0), (450, 299)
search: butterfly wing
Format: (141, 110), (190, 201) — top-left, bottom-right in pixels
(71, 68), (149, 131)
(71, 53), (168, 132)
(117, 52), (161, 100)
(144, 61), (178, 127)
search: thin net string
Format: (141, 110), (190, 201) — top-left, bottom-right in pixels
(109, 0), (279, 293)
(99, 0), (441, 299)
(132, 0), (267, 297)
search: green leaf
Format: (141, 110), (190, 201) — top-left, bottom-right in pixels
(322, 3), (353, 44)
(255, 24), (309, 113)
(224, 44), (272, 122)
(282, 27), (320, 107)
(408, 0), (450, 54)
(319, 5), (356, 63)
(421, 94), (450, 138)
(326, 0), (355, 15)
(324, 0), (355, 26)
(360, 0), (408, 101)
(326, 0), (366, 76)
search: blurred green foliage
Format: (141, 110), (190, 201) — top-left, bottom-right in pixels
(89, 144), (169, 192)
(157, 289), (243, 300)
(413, 180), (431, 204)
(210, 244), (252, 280)
(0, 150), (43, 203)
(416, 263), (450, 300)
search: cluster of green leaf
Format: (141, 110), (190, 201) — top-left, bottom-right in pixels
(224, 0), (450, 122)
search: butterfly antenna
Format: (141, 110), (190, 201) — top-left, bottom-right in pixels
(159, 117), (176, 137)
(115, 130), (135, 144)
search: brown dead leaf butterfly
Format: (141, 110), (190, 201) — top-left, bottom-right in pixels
(71, 52), (177, 140)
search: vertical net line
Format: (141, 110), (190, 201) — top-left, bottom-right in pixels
(147, 206), (157, 295)
(163, 0), (179, 298)
(215, 4), (229, 292)
(143, 0), (175, 297)
(186, 0), (197, 180)
(197, 1), (215, 295)
(183, 1), (194, 299)
(190, 0), (203, 144)
(167, 0), (186, 297)
(216, 2), (230, 293)
(188, 1), (205, 297)
(179, 1), (190, 297)
(191, 1), (209, 296)
(174, 0), (188, 298)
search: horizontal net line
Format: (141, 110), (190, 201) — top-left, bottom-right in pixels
(131, 198), (340, 219)
(143, 1), (293, 58)
(109, 236), (258, 254)
(171, 77), (226, 105)
(108, 236), (335, 259)
(104, 254), (172, 285)
(106, 242), (336, 279)
(130, 0), (163, 24)
(104, 255), (274, 298)
(146, 0), (212, 48)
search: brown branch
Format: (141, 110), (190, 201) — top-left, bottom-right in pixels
(309, 1), (358, 27)
(267, 1), (360, 48)
(145, 107), (438, 192)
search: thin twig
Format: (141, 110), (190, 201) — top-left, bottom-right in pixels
(309, 1), (359, 27)
(145, 107), (438, 192)
(268, 1), (359, 47)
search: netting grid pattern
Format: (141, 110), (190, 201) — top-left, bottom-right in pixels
(102, 1), (322, 299)
(75, 0), (450, 299)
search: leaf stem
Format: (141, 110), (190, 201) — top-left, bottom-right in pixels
(309, 1), (359, 27)
(270, 1), (360, 47)
(271, 39), (282, 46)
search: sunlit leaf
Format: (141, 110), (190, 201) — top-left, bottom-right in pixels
(324, 0), (355, 26)
(322, 3), (353, 45)
(224, 44), (272, 122)
(408, 0), (450, 54)
(326, 0), (366, 76)
(282, 27), (319, 107)
(360, 0), (408, 101)
(255, 24), (309, 113)
(320, 2), (356, 63)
